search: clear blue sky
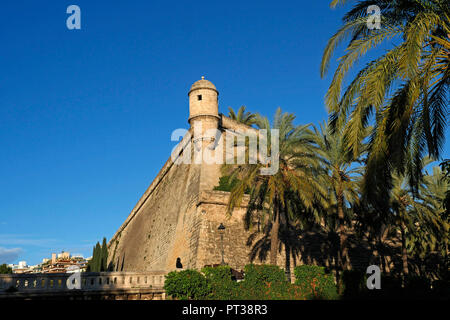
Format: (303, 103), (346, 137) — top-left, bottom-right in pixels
(0, 1), (448, 265)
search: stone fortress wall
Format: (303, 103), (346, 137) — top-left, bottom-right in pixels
(107, 78), (278, 273)
(108, 77), (384, 276)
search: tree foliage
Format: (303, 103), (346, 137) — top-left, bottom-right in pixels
(87, 237), (109, 272)
(228, 106), (257, 126)
(321, 0), (449, 211)
(223, 108), (327, 266)
(0, 264), (12, 274)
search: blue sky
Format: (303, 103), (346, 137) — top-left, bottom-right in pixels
(0, 1), (448, 265)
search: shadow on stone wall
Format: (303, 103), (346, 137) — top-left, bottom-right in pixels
(244, 220), (406, 279)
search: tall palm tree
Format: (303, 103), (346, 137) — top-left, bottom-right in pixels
(389, 164), (447, 282)
(418, 166), (449, 274)
(440, 159), (450, 217)
(390, 173), (415, 279)
(223, 108), (327, 266)
(227, 106), (257, 126)
(321, 0), (449, 208)
(312, 122), (363, 288)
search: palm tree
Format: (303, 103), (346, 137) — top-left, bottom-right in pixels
(223, 108), (327, 266)
(321, 0), (449, 208)
(389, 164), (448, 282)
(227, 106), (257, 126)
(390, 173), (414, 279)
(440, 159), (450, 216)
(312, 122), (363, 289)
(418, 166), (450, 275)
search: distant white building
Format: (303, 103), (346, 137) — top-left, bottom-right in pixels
(9, 261), (29, 273)
(57, 251), (70, 259)
(7, 251), (88, 274)
(66, 265), (82, 273)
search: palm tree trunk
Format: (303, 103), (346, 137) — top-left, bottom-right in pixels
(400, 223), (409, 285)
(284, 242), (291, 282)
(380, 247), (387, 274)
(337, 192), (347, 271)
(376, 235), (387, 273)
(444, 231), (449, 275)
(270, 202), (280, 266)
(334, 192), (347, 293)
(445, 237), (449, 273)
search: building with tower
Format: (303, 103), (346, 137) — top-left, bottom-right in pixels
(107, 77), (278, 273)
(107, 77), (376, 276)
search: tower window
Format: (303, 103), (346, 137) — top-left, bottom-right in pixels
(197, 95), (202, 101)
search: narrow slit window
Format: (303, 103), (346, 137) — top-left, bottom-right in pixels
(197, 95), (202, 101)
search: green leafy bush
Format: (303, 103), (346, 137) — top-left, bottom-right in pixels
(202, 265), (233, 283)
(243, 264), (287, 285)
(235, 280), (305, 300)
(0, 264), (12, 274)
(164, 269), (210, 300)
(294, 265), (338, 300)
(230, 264), (306, 300)
(163, 264), (340, 300)
(201, 266), (237, 300)
(201, 264), (305, 300)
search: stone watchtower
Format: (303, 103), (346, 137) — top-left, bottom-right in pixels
(188, 76), (219, 125)
(108, 77), (272, 273)
(188, 77), (222, 192)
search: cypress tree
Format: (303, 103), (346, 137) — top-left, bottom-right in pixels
(94, 242), (101, 272)
(87, 245), (95, 272)
(101, 237), (108, 272)
(87, 239), (109, 272)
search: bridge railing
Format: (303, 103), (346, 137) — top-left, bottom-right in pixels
(0, 271), (167, 293)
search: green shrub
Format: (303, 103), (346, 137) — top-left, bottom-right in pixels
(243, 264), (287, 285)
(229, 264), (306, 300)
(202, 265), (233, 283)
(163, 264), (339, 300)
(294, 265), (339, 300)
(213, 176), (250, 193)
(235, 280), (285, 300)
(233, 278), (306, 300)
(201, 266), (237, 300)
(0, 264), (12, 274)
(164, 269), (210, 300)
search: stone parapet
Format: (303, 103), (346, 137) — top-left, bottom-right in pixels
(0, 271), (167, 299)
